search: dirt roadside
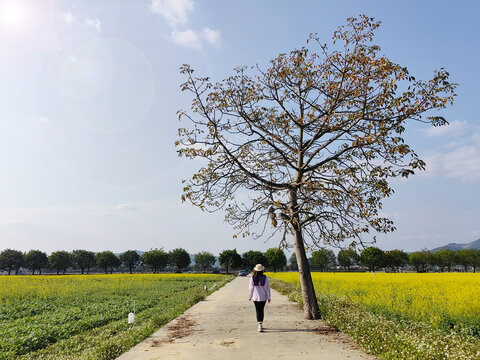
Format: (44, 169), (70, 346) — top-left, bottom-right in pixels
(116, 276), (377, 360)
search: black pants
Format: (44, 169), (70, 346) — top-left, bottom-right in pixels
(253, 301), (266, 322)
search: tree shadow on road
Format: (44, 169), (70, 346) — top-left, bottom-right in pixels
(264, 326), (338, 334)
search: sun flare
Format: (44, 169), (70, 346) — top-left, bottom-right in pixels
(0, 0), (30, 29)
(0, 0), (53, 54)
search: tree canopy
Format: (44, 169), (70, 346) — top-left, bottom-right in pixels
(24, 250), (48, 275)
(265, 248), (287, 272)
(383, 249), (409, 272)
(0, 249), (24, 275)
(454, 249), (480, 273)
(337, 249), (359, 271)
(310, 248), (336, 271)
(72, 250), (96, 275)
(194, 251), (216, 273)
(168, 248), (191, 272)
(141, 249), (169, 273)
(432, 249), (456, 272)
(95, 251), (120, 274)
(218, 249), (242, 274)
(177, 15), (456, 318)
(360, 246), (384, 271)
(242, 250), (267, 271)
(49, 251), (73, 275)
(455, 249), (473, 272)
(409, 250), (431, 273)
(120, 250), (140, 274)
(470, 250), (480, 273)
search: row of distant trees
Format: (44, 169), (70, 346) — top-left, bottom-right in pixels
(0, 248), (193, 275)
(3, 246), (479, 275)
(408, 248), (480, 273)
(308, 247), (480, 273)
(220, 248), (287, 273)
(0, 247), (289, 275)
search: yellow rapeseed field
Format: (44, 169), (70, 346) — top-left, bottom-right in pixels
(0, 273), (220, 301)
(269, 272), (480, 332)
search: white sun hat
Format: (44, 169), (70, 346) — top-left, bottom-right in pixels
(253, 264), (265, 271)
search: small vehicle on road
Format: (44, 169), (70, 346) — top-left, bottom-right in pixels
(238, 270), (249, 276)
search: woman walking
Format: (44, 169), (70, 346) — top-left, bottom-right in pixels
(248, 264), (271, 332)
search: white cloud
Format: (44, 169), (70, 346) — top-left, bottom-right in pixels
(170, 28), (222, 50)
(60, 11), (75, 23)
(425, 120), (468, 137)
(423, 145), (480, 182)
(420, 119), (480, 182)
(171, 29), (201, 49)
(150, 0), (221, 50)
(443, 146), (480, 182)
(471, 132), (480, 147)
(36, 116), (50, 124)
(117, 204), (139, 211)
(85, 18), (101, 32)
(30, 116), (50, 124)
(150, 0), (193, 27)
(200, 27), (220, 46)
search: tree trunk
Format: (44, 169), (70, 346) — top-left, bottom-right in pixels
(287, 124), (320, 320)
(289, 189), (320, 320)
(292, 227), (320, 319)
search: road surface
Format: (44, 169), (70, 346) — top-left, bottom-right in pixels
(117, 276), (376, 360)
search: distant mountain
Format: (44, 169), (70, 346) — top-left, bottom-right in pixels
(430, 239), (480, 252)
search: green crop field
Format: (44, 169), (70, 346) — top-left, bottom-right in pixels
(0, 274), (232, 360)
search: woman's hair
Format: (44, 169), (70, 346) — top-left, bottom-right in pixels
(252, 270), (266, 286)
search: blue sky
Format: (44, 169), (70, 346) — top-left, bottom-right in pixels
(0, 0), (479, 255)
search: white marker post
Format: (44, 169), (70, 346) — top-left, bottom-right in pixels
(128, 301), (136, 324)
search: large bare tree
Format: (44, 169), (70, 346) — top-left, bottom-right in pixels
(176, 16), (456, 319)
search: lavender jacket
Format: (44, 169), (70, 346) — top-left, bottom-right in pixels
(248, 275), (271, 302)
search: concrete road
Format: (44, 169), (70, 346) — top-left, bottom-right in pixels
(116, 276), (376, 360)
